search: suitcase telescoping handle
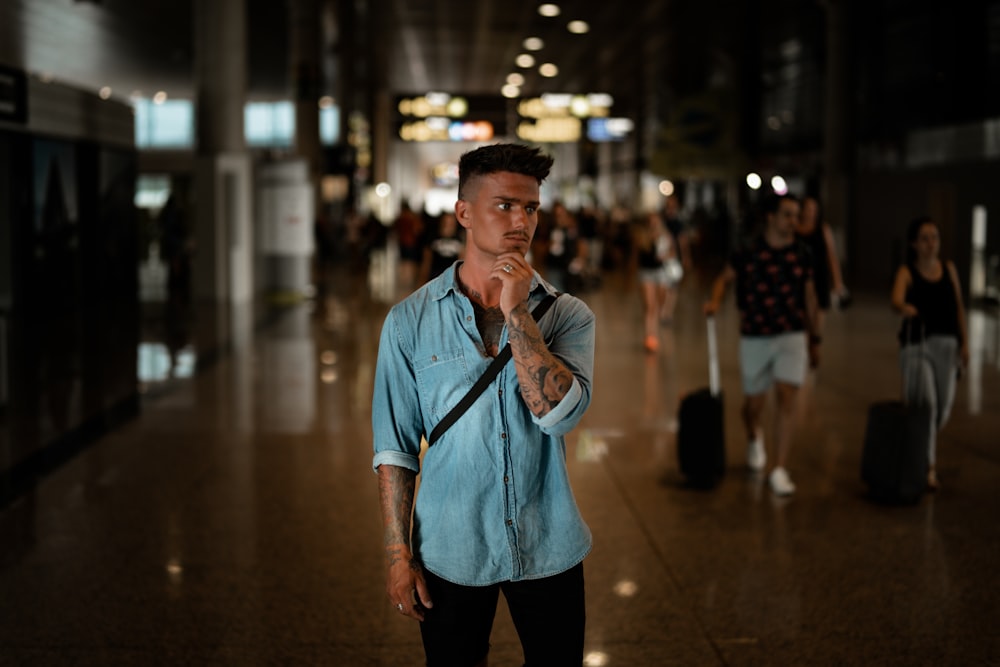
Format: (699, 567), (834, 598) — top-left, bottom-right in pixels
(901, 318), (927, 406)
(707, 316), (720, 397)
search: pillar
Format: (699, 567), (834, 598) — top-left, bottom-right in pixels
(823, 0), (850, 267)
(192, 0), (253, 304)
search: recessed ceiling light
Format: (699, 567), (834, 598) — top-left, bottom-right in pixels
(539, 63), (559, 78)
(516, 53), (536, 68)
(501, 84), (521, 99)
(523, 37), (544, 51)
(538, 4), (560, 17)
(567, 20), (589, 34)
(507, 73), (525, 86)
(99, 86), (112, 100)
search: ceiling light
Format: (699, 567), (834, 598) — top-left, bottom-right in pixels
(567, 20), (589, 34)
(425, 91), (451, 106)
(507, 73), (525, 86)
(587, 93), (614, 107)
(501, 84), (521, 99)
(541, 93), (571, 108)
(569, 95), (590, 116)
(539, 63), (559, 78)
(98, 86), (112, 100)
(538, 4), (560, 17)
(516, 53), (536, 68)
(446, 96), (468, 116)
(523, 37), (544, 51)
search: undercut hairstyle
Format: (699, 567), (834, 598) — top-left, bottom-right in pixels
(458, 143), (554, 200)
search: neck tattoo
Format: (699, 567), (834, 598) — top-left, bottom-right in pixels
(458, 271), (504, 357)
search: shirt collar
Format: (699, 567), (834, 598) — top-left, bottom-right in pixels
(430, 261), (551, 303)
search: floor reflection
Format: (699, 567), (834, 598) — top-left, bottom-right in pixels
(7, 250), (985, 666)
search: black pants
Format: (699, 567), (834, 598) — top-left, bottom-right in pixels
(419, 563), (586, 667)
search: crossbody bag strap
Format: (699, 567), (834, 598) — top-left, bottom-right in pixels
(427, 293), (559, 446)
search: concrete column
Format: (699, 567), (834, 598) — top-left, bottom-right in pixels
(823, 0), (850, 264)
(192, 0), (253, 304)
(290, 0), (322, 189)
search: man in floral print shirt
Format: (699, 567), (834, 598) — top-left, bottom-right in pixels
(704, 193), (822, 496)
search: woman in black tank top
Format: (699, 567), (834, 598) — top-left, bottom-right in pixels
(890, 217), (969, 491)
(796, 196), (847, 313)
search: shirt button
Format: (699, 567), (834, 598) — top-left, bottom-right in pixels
(467, 316), (472, 321)
(504, 476), (509, 483)
(500, 433), (506, 439)
(431, 355), (437, 361)
(506, 519), (513, 526)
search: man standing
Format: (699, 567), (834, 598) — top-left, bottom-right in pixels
(704, 193), (821, 496)
(372, 143), (595, 666)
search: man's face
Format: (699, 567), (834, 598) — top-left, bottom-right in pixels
(455, 171), (540, 258)
(769, 198), (801, 238)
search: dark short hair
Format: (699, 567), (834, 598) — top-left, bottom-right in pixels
(458, 143), (554, 199)
(765, 192), (800, 215)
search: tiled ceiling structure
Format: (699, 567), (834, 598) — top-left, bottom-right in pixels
(0, 0), (764, 128)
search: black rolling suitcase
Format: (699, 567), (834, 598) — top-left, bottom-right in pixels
(860, 325), (931, 504)
(860, 400), (930, 504)
(677, 317), (725, 488)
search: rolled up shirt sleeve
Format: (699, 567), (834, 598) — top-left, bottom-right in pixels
(371, 308), (423, 474)
(532, 296), (595, 437)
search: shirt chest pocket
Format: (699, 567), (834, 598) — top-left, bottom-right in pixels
(414, 349), (474, 420)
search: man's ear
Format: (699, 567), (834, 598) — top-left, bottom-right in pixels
(455, 200), (473, 229)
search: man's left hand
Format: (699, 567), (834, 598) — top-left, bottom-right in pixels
(493, 253), (533, 317)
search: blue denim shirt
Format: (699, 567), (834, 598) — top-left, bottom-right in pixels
(372, 263), (595, 585)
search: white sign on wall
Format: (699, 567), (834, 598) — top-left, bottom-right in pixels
(259, 183), (314, 255)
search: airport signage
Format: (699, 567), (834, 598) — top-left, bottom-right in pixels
(395, 93), (506, 141)
(587, 117), (634, 142)
(398, 119), (495, 142)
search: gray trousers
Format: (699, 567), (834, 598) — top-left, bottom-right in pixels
(899, 336), (959, 466)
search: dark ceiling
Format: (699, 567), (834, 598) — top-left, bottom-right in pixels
(0, 0), (765, 127)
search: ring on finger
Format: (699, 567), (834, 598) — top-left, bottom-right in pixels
(502, 264), (514, 274)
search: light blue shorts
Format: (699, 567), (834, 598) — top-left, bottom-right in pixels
(739, 332), (808, 395)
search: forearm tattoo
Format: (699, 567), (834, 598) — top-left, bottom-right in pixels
(507, 303), (574, 418)
(378, 465), (416, 566)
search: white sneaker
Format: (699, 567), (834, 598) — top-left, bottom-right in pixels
(747, 433), (766, 471)
(768, 467), (796, 496)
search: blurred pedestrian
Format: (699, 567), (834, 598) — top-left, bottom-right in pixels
(703, 194), (822, 496)
(633, 211), (677, 352)
(394, 201), (425, 291)
(796, 196), (849, 329)
(890, 216), (969, 491)
(421, 211), (464, 282)
(543, 201), (587, 292)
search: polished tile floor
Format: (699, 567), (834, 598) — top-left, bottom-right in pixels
(2, 261), (999, 666)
